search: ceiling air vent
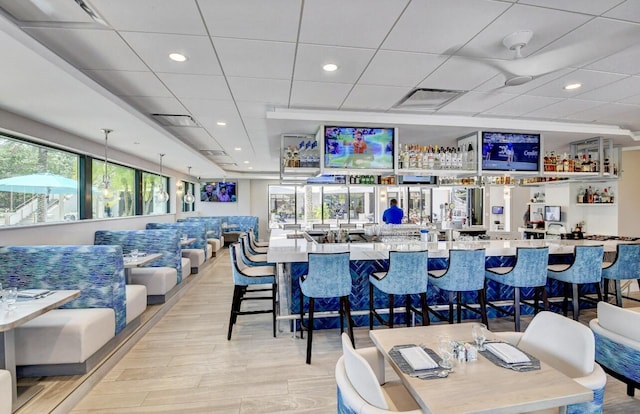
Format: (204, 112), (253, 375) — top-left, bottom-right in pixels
(152, 114), (199, 127)
(199, 150), (228, 157)
(394, 88), (466, 110)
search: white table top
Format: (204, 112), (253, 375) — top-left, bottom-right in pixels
(123, 253), (163, 268)
(370, 324), (592, 414)
(0, 290), (81, 332)
(180, 238), (196, 246)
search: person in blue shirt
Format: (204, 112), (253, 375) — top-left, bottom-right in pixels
(382, 198), (404, 224)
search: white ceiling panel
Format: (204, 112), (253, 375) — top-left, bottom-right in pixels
(167, 127), (221, 151)
(620, 93), (640, 105)
(90, 0), (206, 35)
(300, 0), (408, 48)
(418, 57), (499, 91)
(526, 69), (626, 99)
(226, 77), (291, 105)
(484, 95), (563, 117)
(156, 73), (231, 100)
(575, 76), (640, 102)
(235, 101), (273, 119)
(213, 38), (295, 79)
(359, 51), (445, 87)
(125, 96), (188, 115)
(120, 32), (222, 75)
(180, 99), (243, 129)
(341, 84), (409, 111)
(294, 44), (375, 84)
(437, 91), (517, 115)
(525, 99), (605, 119)
(84, 70), (173, 97)
(290, 81), (351, 109)
(584, 44), (640, 76)
(518, 0), (625, 16)
(25, 27), (147, 71)
(604, 0), (640, 23)
(565, 102), (640, 126)
(199, 0), (301, 42)
(382, 0), (510, 54)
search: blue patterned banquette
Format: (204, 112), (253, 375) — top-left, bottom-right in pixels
(146, 222), (208, 257)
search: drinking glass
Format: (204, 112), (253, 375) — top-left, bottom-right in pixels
(130, 249), (139, 260)
(4, 287), (18, 311)
(472, 323), (487, 351)
(437, 335), (454, 369)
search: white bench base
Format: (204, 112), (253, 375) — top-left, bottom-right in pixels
(126, 285), (147, 325)
(130, 267), (178, 304)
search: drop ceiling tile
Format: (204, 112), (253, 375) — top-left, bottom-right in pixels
(341, 84), (409, 111)
(126, 96), (188, 114)
(84, 70), (173, 97)
(235, 101), (273, 119)
(484, 95), (563, 116)
(418, 56), (499, 91)
(524, 99), (604, 119)
(574, 76), (640, 102)
(213, 38), (295, 79)
(25, 27), (147, 71)
(620, 93), (640, 105)
(90, 0), (207, 35)
(585, 44), (640, 75)
(474, 68), (573, 93)
(300, 0), (408, 48)
(180, 99), (243, 129)
(565, 102), (640, 125)
(167, 127), (221, 150)
(198, 0), (301, 41)
(382, 0), (510, 53)
(518, 0), (625, 16)
(156, 73), (231, 100)
(438, 91), (517, 115)
(226, 77), (291, 104)
(605, 0), (640, 22)
(526, 69), (626, 98)
(359, 51), (445, 87)
(120, 32), (222, 75)
(290, 81), (352, 108)
(294, 44), (375, 84)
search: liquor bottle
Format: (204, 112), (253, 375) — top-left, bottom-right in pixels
(604, 157), (610, 174)
(544, 152), (550, 172)
(573, 155), (581, 172)
(562, 153), (569, 173)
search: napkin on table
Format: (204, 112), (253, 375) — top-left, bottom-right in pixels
(485, 342), (530, 364)
(399, 346), (438, 370)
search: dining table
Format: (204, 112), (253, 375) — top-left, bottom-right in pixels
(369, 323), (593, 414)
(0, 289), (81, 412)
(123, 253), (162, 284)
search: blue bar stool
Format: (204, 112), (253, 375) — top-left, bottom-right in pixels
(248, 228), (269, 248)
(602, 243), (640, 307)
(238, 235), (270, 266)
(547, 245), (604, 320)
(300, 252), (354, 364)
(369, 250), (429, 329)
(227, 243), (277, 340)
(485, 247), (549, 331)
(428, 249), (488, 326)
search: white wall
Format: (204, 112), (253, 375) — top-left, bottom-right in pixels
(619, 149), (640, 237)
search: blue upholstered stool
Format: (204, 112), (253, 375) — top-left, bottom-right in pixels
(428, 249), (488, 326)
(299, 252), (354, 364)
(238, 235), (270, 267)
(602, 243), (640, 307)
(485, 247), (549, 332)
(369, 250), (429, 329)
(227, 243), (277, 340)
(547, 245), (604, 321)
(248, 228), (269, 249)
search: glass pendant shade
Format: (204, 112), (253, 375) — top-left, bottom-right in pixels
(99, 129), (115, 201)
(182, 166), (195, 203)
(156, 153), (169, 203)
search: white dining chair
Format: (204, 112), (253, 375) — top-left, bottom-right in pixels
(0, 369), (11, 414)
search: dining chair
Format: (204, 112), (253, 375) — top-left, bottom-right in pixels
(312, 223), (331, 230)
(601, 243), (640, 307)
(547, 245), (604, 320)
(0, 369), (10, 414)
(227, 243), (277, 340)
(299, 252), (353, 364)
(369, 250), (429, 329)
(336, 333), (421, 413)
(282, 223), (301, 230)
(485, 247), (549, 331)
(427, 249), (488, 326)
(496, 311), (606, 414)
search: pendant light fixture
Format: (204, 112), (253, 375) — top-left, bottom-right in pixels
(99, 128), (115, 201)
(156, 153), (169, 203)
(183, 166), (195, 204)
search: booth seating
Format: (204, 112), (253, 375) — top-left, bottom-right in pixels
(184, 217), (224, 257)
(95, 229), (183, 304)
(590, 302), (640, 397)
(208, 215), (259, 245)
(0, 245), (137, 377)
(146, 222), (210, 273)
(0, 370), (10, 414)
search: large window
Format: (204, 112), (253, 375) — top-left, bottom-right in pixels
(91, 160), (135, 219)
(0, 135), (79, 226)
(142, 172), (168, 215)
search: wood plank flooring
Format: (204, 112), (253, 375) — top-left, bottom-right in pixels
(17, 249), (640, 413)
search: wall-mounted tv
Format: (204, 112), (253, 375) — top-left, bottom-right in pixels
(491, 206), (504, 214)
(481, 131), (540, 172)
(544, 205), (561, 222)
(324, 126), (394, 170)
(200, 181), (237, 202)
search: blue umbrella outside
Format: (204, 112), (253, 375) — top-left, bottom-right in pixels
(0, 173), (78, 195)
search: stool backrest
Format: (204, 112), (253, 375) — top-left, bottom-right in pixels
(605, 243), (640, 280)
(443, 249), (486, 290)
(385, 250), (429, 294)
(302, 252), (351, 298)
(511, 247), (549, 287)
(570, 245), (604, 284)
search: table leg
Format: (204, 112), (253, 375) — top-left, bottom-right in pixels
(124, 268), (132, 284)
(0, 330), (18, 410)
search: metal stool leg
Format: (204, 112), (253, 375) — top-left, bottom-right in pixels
(306, 297), (315, 364)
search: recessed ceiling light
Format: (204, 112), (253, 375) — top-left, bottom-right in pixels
(564, 83), (582, 90)
(243, 160), (250, 164)
(323, 63), (338, 72)
(216, 121), (227, 126)
(234, 147), (242, 151)
(169, 52), (187, 62)
(248, 166), (254, 170)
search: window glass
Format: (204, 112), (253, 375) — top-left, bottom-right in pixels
(141, 172), (168, 215)
(0, 135), (79, 226)
(92, 160), (135, 218)
(268, 185), (296, 227)
(323, 185), (348, 225)
(349, 186), (375, 224)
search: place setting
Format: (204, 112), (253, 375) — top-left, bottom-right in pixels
(389, 341), (452, 380)
(472, 323), (541, 372)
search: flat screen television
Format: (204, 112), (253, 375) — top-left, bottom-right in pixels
(544, 205), (561, 222)
(323, 126), (394, 170)
(399, 175), (438, 185)
(200, 181), (237, 202)
(481, 131), (540, 172)
(491, 206), (504, 214)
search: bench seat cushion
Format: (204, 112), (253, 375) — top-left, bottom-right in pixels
(125, 284), (147, 324)
(15, 308), (115, 365)
(182, 249), (205, 267)
(0, 370), (10, 414)
(207, 238), (222, 254)
(181, 257), (192, 278)
(129, 267), (177, 295)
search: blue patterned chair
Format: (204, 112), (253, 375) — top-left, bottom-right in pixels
(300, 252), (354, 364)
(369, 250), (429, 329)
(146, 222), (210, 273)
(95, 229), (182, 304)
(427, 249), (488, 326)
(485, 247), (549, 331)
(336, 333), (421, 414)
(184, 217), (224, 256)
(0, 245), (129, 376)
(601, 243), (640, 307)
(547, 245), (604, 321)
(497, 311), (606, 414)
(590, 301), (640, 397)
(228, 243), (276, 340)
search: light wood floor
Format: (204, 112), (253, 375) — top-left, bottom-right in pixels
(18, 249), (640, 413)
